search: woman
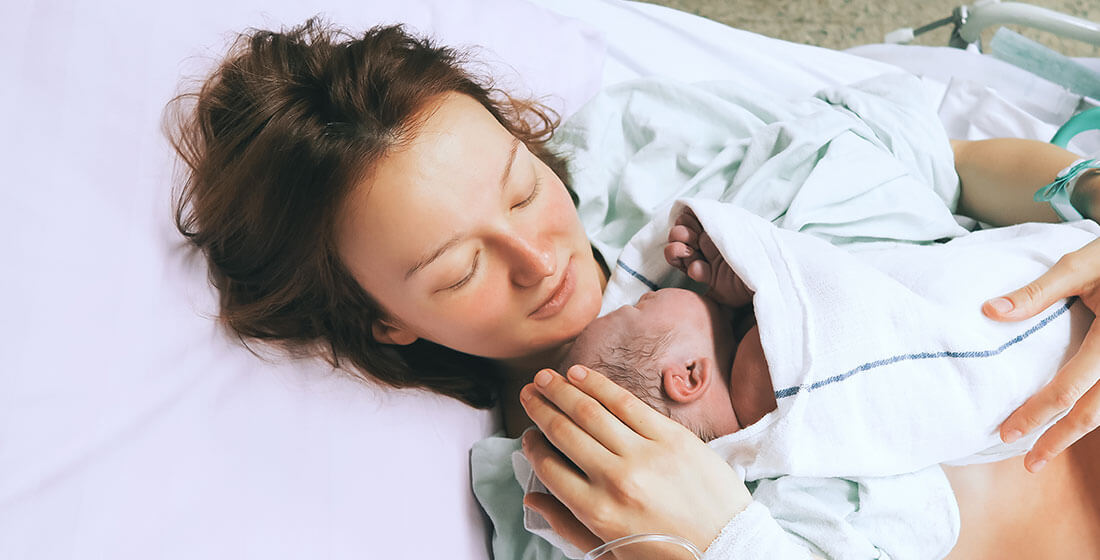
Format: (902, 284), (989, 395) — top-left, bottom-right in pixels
(172, 20), (1100, 558)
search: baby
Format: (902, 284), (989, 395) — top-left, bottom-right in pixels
(562, 205), (1095, 473)
(563, 286), (770, 442)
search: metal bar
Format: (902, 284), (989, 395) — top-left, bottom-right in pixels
(957, 1), (1100, 47)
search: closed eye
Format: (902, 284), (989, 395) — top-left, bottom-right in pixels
(445, 251), (481, 291)
(511, 174), (542, 210)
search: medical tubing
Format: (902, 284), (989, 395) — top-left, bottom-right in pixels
(583, 532), (703, 560)
(1050, 107), (1100, 149)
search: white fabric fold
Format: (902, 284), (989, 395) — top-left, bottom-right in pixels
(679, 199), (1096, 480)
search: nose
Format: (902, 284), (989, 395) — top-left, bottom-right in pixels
(502, 231), (555, 287)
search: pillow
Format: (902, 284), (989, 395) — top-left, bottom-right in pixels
(0, 1), (601, 558)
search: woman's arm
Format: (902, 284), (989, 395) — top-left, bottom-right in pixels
(952, 138), (1083, 225)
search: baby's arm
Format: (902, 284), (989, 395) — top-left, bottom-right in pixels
(665, 209), (753, 307)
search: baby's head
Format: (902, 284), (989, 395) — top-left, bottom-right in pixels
(562, 288), (740, 441)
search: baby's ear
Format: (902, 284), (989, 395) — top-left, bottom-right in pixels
(371, 317), (419, 346)
(661, 357), (714, 404)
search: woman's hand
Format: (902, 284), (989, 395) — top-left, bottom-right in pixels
(984, 237), (1100, 472)
(519, 365), (752, 556)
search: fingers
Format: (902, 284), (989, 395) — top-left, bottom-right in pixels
(557, 365), (676, 441)
(523, 369), (638, 455)
(524, 492), (604, 554)
(697, 231), (722, 263)
(668, 223), (699, 247)
(673, 210), (703, 236)
(1024, 383), (1100, 472)
(668, 222), (703, 273)
(664, 241), (694, 271)
(984, 241), (1098, 321)
(521, 376), (621, 471)
(1001, 326), (1100, 470)
(687, 258), (712, 284)
(522, 430), (597, 512)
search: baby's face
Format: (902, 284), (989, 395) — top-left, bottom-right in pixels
(570, 288), (734, 373)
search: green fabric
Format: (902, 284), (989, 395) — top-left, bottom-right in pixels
(550, 74), (964, 273)
(471, 434), (570, 560)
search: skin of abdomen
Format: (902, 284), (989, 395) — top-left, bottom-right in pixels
(942, 429), (1100, 558)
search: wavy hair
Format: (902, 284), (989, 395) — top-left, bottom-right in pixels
(167, 18), (570, 408)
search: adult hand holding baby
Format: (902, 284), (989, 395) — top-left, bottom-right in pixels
(520, 365), (752, 558)
(985, 236), (1100, 472)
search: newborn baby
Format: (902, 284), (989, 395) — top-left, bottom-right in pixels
(564, 210), (784, 442)
(535, 202), (1095, 559)
(562, 206), (1094, 470)
(564, 287), (772, 442)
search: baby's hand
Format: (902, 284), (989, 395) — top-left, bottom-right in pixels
(664, 210), (753, 307)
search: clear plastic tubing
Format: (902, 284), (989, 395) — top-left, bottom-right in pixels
(584, 533), (703, 560)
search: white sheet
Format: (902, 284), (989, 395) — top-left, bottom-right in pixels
(2, 0), (1094, 558)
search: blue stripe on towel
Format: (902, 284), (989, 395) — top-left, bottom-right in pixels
(774, 297), (1079, 399)
(616, 259), (659, 291)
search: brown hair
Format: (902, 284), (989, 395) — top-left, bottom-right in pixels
(168, 18), (571, 408)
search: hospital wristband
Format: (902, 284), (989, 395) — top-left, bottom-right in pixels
(702, 501), (816, 560)
(1034, 158), (1099, 221)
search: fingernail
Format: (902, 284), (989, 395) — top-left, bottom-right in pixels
(520, 386), (532, 403)
(988, 297), (1014, 314)
(521, 432), (530, 450)
(568, 365), (587, 381)
(1004, 429), (1023, 444)
(534, 370), (553, 387)
(1029, 459), (1047, 473)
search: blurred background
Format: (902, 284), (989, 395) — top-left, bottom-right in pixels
(640, 0), (1099, 57)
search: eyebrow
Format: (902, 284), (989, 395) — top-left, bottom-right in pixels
(498, 137), (520, 192)
(405, 138), (521, 280)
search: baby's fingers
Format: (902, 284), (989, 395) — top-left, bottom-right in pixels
(686, 259), (713, 285)
(673, 210), (703, 236)
(664, 241), (694, 270)
(698, 231), (722, 263)
(668, 224), (700, 248)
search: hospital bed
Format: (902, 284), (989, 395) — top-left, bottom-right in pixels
(2, 0), (1098, 558)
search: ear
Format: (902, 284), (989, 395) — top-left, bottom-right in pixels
(371, 317), (419, 346)
(661, 357), (715, 404)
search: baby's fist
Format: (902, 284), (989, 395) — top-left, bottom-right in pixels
(665, 210), (753, 307)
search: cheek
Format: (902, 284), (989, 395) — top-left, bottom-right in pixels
(541, 176), (584, 233)
(408, 287), (512, 341)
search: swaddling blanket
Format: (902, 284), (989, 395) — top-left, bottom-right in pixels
(681, 199), (1097, 480)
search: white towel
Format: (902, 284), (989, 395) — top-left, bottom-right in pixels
(678, 198), (1097, 480)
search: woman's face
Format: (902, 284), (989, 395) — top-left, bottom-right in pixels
(336, 93), (604, 360)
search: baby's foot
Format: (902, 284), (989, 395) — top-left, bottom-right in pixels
(664, 210), (753, 307)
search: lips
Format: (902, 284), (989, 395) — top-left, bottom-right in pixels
(529, 258), (575, 320)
